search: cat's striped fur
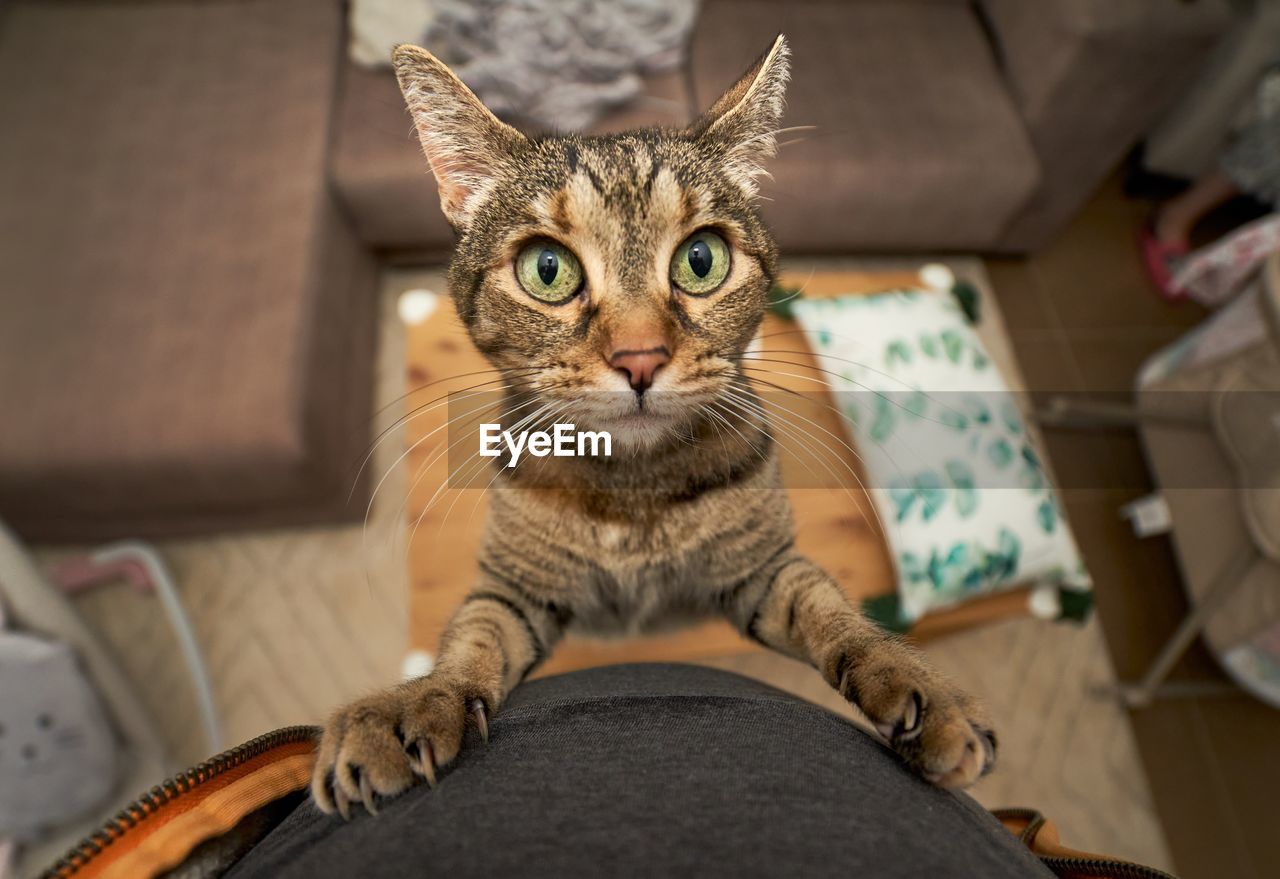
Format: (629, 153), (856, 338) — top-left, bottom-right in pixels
(312, 37), (996, 818)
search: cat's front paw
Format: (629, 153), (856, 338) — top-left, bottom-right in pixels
(311, 676), (490, 817)
(836, 651), (996, 789)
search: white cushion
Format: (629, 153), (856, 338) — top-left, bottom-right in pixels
(791, 289), (1092, 622)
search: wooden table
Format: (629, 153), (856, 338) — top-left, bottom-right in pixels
(404, 268), (1034, 674)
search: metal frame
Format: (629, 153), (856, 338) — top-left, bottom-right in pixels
(1034, 396), (1248, 708)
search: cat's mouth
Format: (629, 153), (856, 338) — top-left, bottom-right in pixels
(533, 383), (729, 452)
(513, 355), (746, 453)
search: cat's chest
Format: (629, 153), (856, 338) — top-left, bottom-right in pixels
(567, 515), (725, 633)
(485, 481), (789, 633)
(572, 536), (709, 635)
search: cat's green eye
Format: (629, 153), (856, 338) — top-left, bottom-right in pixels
(516, 241), (584, 304)
(670, 231), (731, 296)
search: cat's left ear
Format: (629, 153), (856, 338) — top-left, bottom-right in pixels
(392, 44), (527, 230)
(690, 34), (790, 197)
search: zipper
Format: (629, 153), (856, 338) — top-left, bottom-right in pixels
(993, 808), (1175, 879)
(41, 725), (318, 879)
(1038, 855), (1177, 879)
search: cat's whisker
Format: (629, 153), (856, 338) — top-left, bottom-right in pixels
(699, 404), (741, 484)
(417, 391), (564, 518)
(739, 360), (962, 439)
(772, 124), (819, 136)
(702, 383), (771, 463)
(364, 388), (517, 583)
(717, 386), (839, 486)
(710, 396), (831, 505)
(718, 386), (886, 540)
(371, 366), (519, 424)
(394, 390), (568, 560)
(726, 394), (894, 546)
(739, 355), (967, 435)
(727, 396), (865, 504)
(422, 397), (569, 546)
(379, 374), (579, 535)
(767, 287), (805, 306)
(459, 398), (577, 529)
(351, 370), (540, 505)
(767, 264), (818, 302)
(705, 398), (774, 473)
(711, 390), (862, 521)
(376, 380), (579, 572)
(756, 327), (873, 346)
(748, 340), (968, 407)
(742, 363), (952, 447)
(364, 382), (513, 543)
(448, 396), (563, 506)
(724, 379), (890, 507)
(753, 325), (977, 403)
(698, 406), (735, 484)
(734, 371), (910, 484)
(736, 369), (934, 510)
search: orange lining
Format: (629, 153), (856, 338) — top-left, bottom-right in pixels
(77, 743), (315, 879)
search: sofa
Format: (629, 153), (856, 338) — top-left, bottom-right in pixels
(340, 0), (1230, 256)
(0, 0), (1227, 541)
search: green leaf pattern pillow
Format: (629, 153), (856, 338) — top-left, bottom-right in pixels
(790, 289), (1092, 621)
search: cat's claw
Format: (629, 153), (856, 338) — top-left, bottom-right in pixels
(334, 784), (352, 821)
(837, 653), (997, 789)
(312, 676), (484, 815)
(358, 772), (379, 816)
(406, 738), (438, 787)
(470, 698), (489, 743)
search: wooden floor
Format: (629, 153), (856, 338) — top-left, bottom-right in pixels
(987, 176), (1279, 879)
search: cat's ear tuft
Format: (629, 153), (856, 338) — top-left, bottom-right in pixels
(392, 44), (526, 230)
(691, 35), (790, 198)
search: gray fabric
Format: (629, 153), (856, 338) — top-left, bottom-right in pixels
(394, 0), (696, 131)
(229, 664), (1051, 879)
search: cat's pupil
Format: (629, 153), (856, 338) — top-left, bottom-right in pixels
(537, 249), (558, 285)
(688, 240), (712, 278)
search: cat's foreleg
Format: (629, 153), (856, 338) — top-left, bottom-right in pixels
(311, 577), (566, 816)
(721, 551), (997, 788)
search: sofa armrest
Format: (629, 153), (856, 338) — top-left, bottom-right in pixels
(982, 0), (1230, 250)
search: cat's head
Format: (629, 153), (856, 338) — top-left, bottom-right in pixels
(394, 37), (789, 450)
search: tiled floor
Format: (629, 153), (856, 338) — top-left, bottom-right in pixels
(986, 178), (1279, 879)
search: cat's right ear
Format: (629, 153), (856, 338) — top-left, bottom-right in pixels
(392, 45), (526, 230)
(690, 35), (790, 198)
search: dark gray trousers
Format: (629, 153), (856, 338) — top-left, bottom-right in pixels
(229, 663), (1050, 878)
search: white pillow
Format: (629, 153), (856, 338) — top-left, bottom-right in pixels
(790, 289), (1092, 623)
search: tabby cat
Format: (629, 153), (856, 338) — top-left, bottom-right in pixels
(312, 37), (996, 817)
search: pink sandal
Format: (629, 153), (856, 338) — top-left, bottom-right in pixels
(1139, 220), (1190, 301)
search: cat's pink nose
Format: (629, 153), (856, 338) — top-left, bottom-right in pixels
(609, 345), (671, 394)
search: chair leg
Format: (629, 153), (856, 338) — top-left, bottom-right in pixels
(1116, 547), (1258, 708)
(1034, 396), (1210, 430)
